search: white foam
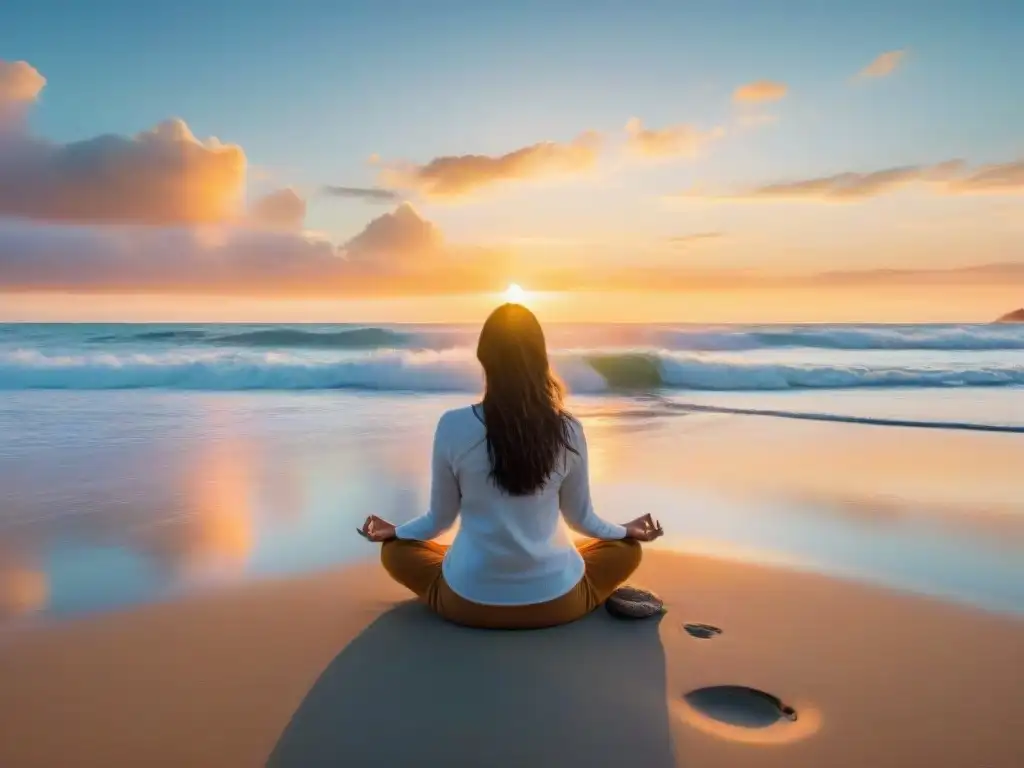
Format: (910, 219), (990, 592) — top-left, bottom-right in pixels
(1, 347), (1022, 392)
(0, 348), (488, 392)
(656, 352), (1024, 390)
(659, 325), (1024, 351)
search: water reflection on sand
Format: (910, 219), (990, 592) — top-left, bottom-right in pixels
(0, 551), (48, 620)
(0, 391), (1021, 623)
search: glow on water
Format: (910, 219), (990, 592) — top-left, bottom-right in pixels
(0, 390), (1021, 626)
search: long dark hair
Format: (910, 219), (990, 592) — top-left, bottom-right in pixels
(475, 303), (576, 496)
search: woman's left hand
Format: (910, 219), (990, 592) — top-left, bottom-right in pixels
(622, 513), (664, 542)
(360, 515), (397, 542)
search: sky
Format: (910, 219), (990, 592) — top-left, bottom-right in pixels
(0, 0), (1021, 322)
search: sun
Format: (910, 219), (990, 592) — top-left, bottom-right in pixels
(504, 283), (527, 305)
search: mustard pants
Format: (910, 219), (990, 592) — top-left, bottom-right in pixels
(380, 538), (642, 629)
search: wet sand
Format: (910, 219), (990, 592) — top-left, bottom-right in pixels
(1, 551), (1021, 768)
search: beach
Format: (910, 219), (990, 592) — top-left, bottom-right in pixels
(1, 551), (1021, 767)
(5, 1), (1024, 762)
(1, 322), (1022, 765)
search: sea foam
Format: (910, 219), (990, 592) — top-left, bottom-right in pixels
(2, 347), (1021, 392)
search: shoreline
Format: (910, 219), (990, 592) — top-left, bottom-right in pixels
(3, 400), (1022, 627)
(1, 551), (1021, 767)
(4, 538), (1022, 636)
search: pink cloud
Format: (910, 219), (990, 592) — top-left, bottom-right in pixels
(249, 188), (307, 231)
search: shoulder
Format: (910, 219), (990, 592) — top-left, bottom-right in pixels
(564, 412), (582, 430)
(435, 405), (485, 441)
(563, 412), (587, 451)
(433, 405), (485, 465)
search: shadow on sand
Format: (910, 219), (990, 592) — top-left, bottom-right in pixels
(268, 602), (675, 767)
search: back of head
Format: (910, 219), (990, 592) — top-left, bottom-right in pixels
(476, 303), (575, 496)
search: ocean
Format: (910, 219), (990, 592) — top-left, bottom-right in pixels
(3, 322), (1024, 400)
(1, 322), (1022, 625)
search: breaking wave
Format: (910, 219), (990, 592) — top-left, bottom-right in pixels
(658, 324), (1024, 351)
(74, 323), (1024, 353)
(89, 326), (412, 349)
(2, 348), (1021, 392)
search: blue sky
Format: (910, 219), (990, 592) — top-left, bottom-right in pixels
(7, 3), (1021, 198)
(0, 1), (1022, 320)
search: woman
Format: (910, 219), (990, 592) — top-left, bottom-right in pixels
(360, 303), (664, 629)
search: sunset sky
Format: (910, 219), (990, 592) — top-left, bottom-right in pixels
(0, 1), (1021, 322)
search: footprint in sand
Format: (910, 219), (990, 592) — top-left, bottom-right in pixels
(683, 686), (797, 728)
(674, 686), (820, 744)
(683, 622), (722, 639)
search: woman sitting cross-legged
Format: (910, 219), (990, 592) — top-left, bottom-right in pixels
(359, 302), (664, 630)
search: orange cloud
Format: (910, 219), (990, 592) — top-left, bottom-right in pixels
(857, 50), (906, 79)
(0, 60), (45, 106)
(249, 188), (306, 231)
(625, 118), (722, 159)
(0, 62), (498, 297)
(0, 60), (44, 132)
(0, 60), (247, 225)
(0, 117), (247, 225)
(380, 132), (602, 199)
(673, 159), (1024, 201)
(732, 80), (788, 104)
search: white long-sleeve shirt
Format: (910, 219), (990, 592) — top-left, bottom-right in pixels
(395, 405), (627, 606)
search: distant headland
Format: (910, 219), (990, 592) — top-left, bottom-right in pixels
(996, 308), (1024, 323)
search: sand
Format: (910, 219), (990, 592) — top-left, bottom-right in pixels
(0, 552), (1021, 768)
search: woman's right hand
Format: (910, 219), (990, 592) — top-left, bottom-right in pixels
(623, 513), (664, 542)
(360, 515), (398, 542)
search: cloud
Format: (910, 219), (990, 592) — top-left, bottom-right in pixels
(342, 202), (443, 259)
(946, 160), (1024, 193)
(0, 218), (340, 294)
(0, 204), (497, 296)
(0, 59), (248, 226)
(249, 188), (306, 231)
(732, 80), (788, 104)
(625, 118), (723, 160)
(379, 132), (602, 199)
(857, 50), (906, 79)
(0, 59), (45, 131)
(321, 185), (401, 203)
(0, 61), (498, 297)
(673, 159), (1024, 201)
(0, 117), (247, 225)
(743, 164), (957, 200)
(4, 207), (1021, 298)
(0, 60), (45, 109)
